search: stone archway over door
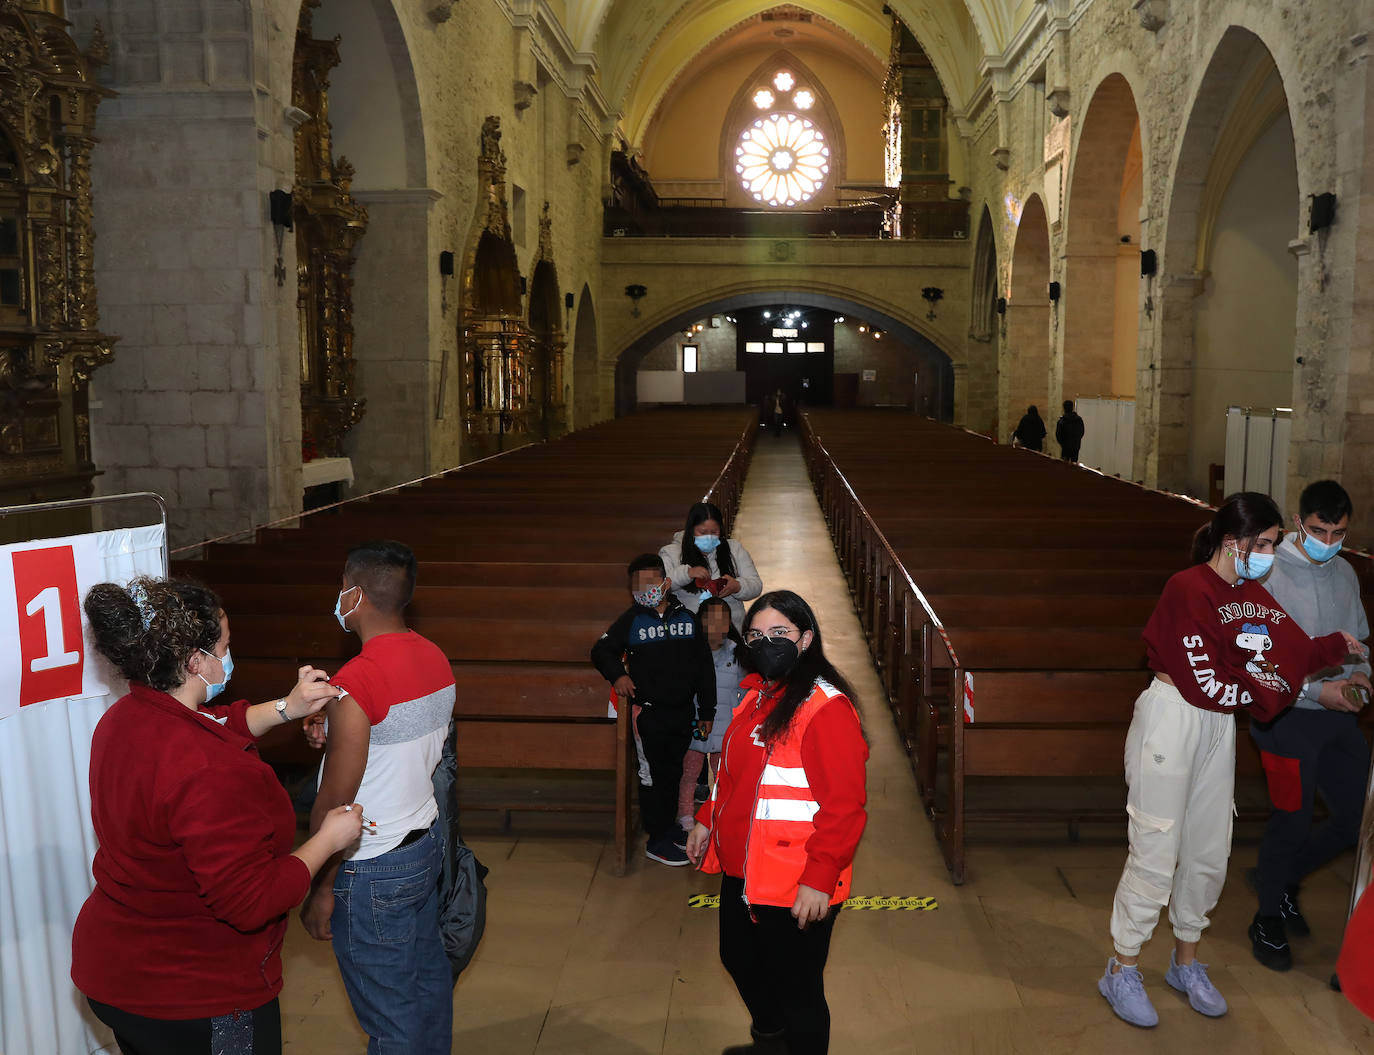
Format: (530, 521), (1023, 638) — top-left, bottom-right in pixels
(572, 285), (599, 429)
(1154, 31), (1297, 497)
(311, 0), (430, 493)
(1004, 194), (1050, 437)
(1063, 74), (1142, 405)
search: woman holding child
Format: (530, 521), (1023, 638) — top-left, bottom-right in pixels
(660, 501), (763, 630)
(687, 590), (868, 1055)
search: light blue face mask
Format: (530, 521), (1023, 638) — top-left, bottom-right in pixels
(696, 534), (721, 555)
(335, 586), (362, 632)
(198, 647), (234, 702)
(1234, 549), (1275, 581)
(1301, 527), (1343, 563)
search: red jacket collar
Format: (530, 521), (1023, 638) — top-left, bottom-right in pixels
(127, 682), (255, 752)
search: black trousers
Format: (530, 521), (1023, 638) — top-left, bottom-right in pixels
(1251, 708), (1369, 915)
(88, 998), (281, 1055)
(637, 703), (692, 841)
(719, 874), (838, 1055)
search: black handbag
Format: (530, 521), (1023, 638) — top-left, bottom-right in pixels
(431, 717), (488, 983)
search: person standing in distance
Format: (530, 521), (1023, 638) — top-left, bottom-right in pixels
(1011, 404), (1047, 452)
(1056, 399), (1085, 462)
(300, 541), (456, 1055)
(1247, 480), (1371, 971)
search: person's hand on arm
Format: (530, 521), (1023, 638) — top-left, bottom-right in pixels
(686, 823), (711, 867)
(242, 665), (337, 738)
(300, 693), (371, 941)
(1316, 678), (1364, 713)
(718, 575), (741, 598)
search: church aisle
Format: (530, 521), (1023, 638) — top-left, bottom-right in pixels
(278, 430), (1372, 1054)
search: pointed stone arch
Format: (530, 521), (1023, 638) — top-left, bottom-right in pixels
(527, 203), (566, 440)
(718, 50), (848, 208)
(572, 284), (600, 430)
(1004, 194), (1051, 435)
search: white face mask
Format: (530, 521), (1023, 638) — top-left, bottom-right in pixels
(335, 586), (362, 632)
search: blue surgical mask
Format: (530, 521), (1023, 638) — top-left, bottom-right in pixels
(1234, 550), (1275, 581)
(1301, 528), (1343, 563)
(696, 534), (721, 555)
(335, 586), (361, 632)
(198, 647), (233, 702)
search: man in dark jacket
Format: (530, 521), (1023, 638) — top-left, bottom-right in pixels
(592, 553), (717, 866)
(1056, 400), (1086, 461)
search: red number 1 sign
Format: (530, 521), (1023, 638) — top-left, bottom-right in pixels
(13, 545), (84, 708)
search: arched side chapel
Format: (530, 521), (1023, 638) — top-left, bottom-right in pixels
(16, 0), (1369, 547)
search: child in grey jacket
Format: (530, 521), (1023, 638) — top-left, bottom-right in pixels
(678, 597), (746, 832)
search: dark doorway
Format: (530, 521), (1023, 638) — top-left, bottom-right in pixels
(736, 309), (834, 407)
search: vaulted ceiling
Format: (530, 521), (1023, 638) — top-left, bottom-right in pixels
(564, 0), (1028, 142)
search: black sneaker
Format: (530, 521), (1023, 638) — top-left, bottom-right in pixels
(1249, 913), (1292, 971)
(671, 825), (689, 847)
(645, 839), (690, 867)
(1279, 886), (1311, 938)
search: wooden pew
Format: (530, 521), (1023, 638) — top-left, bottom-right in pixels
(799, 408), (1374, 883)
(174, 408), (758, 874)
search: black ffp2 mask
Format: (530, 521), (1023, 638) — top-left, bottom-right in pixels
(750, 637), (800, 680)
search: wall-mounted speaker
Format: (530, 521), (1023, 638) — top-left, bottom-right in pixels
(1140, 249), (1157, 277)
(565, 291), (575, 310)
(438, 251), (454, 276)
(1310, 192), (1336, 233)
(996, 297), (1006, 315)
(1048, 281), (1061, 303)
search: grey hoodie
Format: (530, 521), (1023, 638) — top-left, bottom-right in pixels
(659, 530), (763, 631)
(1263, 534), (1371, 710)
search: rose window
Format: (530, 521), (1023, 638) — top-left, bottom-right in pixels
(735, 113), (830, 207)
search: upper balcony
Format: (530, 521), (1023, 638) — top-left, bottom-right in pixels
(603, 152), (970, 241)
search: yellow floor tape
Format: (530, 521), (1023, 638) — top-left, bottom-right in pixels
(689, 894), (938, 911)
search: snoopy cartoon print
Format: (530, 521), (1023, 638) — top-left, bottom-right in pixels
(1236, 622), (1290, 693)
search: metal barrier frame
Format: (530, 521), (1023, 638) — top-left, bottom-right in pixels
(0, 491), (170, 575)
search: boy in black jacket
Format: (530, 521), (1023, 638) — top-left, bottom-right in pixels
(592, 553), (717, 866)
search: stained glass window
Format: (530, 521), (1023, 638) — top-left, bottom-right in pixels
(735, 114), (830, 207)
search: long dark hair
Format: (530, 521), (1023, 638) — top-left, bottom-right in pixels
(698, 595), (743, 652)
(84, 576), (222, 692)
(679, 501), (736, 578)
(1190, 491), (1282, 564)
(741, 589), (858, 743)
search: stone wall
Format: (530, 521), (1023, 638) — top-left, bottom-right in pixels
(68, 0), (611, 546)
(957, 0), (1374, 532)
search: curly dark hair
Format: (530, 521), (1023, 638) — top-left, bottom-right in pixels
(83, 576), (222, 692)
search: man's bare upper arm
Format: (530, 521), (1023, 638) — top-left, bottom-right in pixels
(317, 694), (371, 810)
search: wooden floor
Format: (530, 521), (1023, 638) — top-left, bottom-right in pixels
(278, 430), (1374, 1053)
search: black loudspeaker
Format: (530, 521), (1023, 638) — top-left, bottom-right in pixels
(565, 291), (575, 310)
(995, 297), (1007, 315)
(269, 189), (293, 230)
(1310, 192), (1336, 233)
(438, 251), (454, 276)
(1140, 249), (1157, 276)
(519, 275), (527, 296)
(1048, 281), (1061, 302)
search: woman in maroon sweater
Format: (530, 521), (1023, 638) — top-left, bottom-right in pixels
(687, 590), (868, 1055)
(72, 577), (365, 1055)
(1098, 493), (1366, 1030)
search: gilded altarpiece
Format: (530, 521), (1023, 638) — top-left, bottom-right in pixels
(0, 5), (112, 509)
(461, 116), (533, 454)
(293, 0), (367, 459)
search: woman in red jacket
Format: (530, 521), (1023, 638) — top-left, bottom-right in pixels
(686, 590), (868, 1055)
(73, 577), (365, 1055)
(1098, 493), (1367, 1030)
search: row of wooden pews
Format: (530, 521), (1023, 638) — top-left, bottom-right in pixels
(800, 409), (1374, 883)
(173, 408), (757, 874)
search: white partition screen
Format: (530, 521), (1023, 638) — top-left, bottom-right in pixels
(1072, 397), (1136, 480)
(1224, 406), (1291, 513)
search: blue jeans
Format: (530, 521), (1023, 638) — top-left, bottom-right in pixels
(331, 818), (452, 1054)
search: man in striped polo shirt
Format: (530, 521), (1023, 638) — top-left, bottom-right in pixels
(301, 540), (455, 1054)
